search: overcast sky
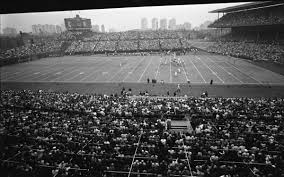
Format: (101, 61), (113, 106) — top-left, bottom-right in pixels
(1, 2), (247, 32)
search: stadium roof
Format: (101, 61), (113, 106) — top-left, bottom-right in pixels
(209, 1), (283, 13)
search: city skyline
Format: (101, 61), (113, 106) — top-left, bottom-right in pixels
(1, 2), (246, 33)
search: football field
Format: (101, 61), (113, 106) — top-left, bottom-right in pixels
(1, 53), (284, 85)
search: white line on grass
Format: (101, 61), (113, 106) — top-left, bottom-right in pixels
(181, 57), (190, 82)
(65, 71), (86, 81)
(205, 55), (244, 84)
(154, 56), (163, 80)
(4, 62), (59, 80)
(16, 65), (66, 81)
(108, 57), (132, 81)
(49, 66), (79, 81)
(189, 57), (206, 83)
(123, 56), (145, 82)
(227, 60), (262, 84)
(195, 55), (224, 84)
(138, 57), (153, 82)
(79, 58), (113, 81)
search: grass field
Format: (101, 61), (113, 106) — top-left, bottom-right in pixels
(1, 53), (284, 97)
(1, 53), (284, 85)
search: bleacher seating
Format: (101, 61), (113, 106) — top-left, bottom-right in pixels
(1, 89), (283, 177)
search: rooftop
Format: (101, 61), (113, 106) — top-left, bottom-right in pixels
(209, 1), (284, 13)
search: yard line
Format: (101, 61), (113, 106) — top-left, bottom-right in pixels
(188, 57), (206, 83)
(123, 56), (145, 82)
(79, 58), (112, 81)
(195, 56), (224, 84)
(154, 57), (163, 80)
(227, 60), (262, 84)
(108, 57), (132, 81)
(65, 71), (86, 81)
(205, 56), (243, 84)
(10, 65), (65, 81)
(3, 62), (60, 80)
(49, 66), (80, 81)
(181, 57), (190, 82)
(138, 57), (153, 82)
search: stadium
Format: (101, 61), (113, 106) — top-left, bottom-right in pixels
(1, 1), (284, 177)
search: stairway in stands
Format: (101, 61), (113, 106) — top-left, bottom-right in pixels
(170, 119), (193, 133)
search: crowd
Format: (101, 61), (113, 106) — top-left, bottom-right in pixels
(94, 41), (117, 52)
(0, 40), (63, 60)
(160, 39), (182, 50)
(1, 89), (284, 177)
(1, 28), (283, 65)
(62, 30), (190, 54)
(117, 40), (138, 51)
(207, 41), (284, 63)
(119, 31), (139, 40)
(210, 6), (284, 27)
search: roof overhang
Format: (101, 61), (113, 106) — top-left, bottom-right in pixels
(209, 1), (282, 13)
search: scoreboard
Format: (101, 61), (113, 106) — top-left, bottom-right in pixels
(64, 15), (92, 31)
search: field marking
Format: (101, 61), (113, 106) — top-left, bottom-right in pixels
(108, 57), (132, 81)
(65, 71), (86, 81)
(39, 66), (79, 81)
(195, 56), (224, 84)
(10, 65), (65, 81)
(170, 57), (172, 83)
(205, 56), (244, 84)
(138, 57), (153, 82)
(123, 56), (145, 82)
(188, 57), (206, 83)
(3, 62), (60, 80)
(181, 60), (190, 82)
(154, 57), (163, 80)
(79, 58), (113, 81)
(226, 60), (262, 84)
(48, 66), (79, 81)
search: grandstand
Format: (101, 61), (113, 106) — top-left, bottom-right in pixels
(207, 1), (284, 63)
(1, 2), (284, 177)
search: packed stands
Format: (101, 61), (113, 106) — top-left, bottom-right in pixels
(94, 40), (117, 52)
(1, 89), (284, 177)
(117, 40), (138, 51)
(0, 39), (63, 58)
(119, 31), (139, 40)
(207, 2), (284, 64)
(209, 5), (284, 28)
(160, 39), (181, 50)
(206, 41), (284, 63)
(139, 39), (160, 51)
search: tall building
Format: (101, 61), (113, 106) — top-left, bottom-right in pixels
(109, 28), (116, 32)
(141, 18), (148, 30)
(168, 18), (176, 30)
(160, 18), (167, 30)
(183, 22), (191, 30)
(92, 25), (100, 32)
(32, 25), (40, 34)
(3, 27), (17, 36)
(101, 25), (105, 33)
(32, 24), (61, 35)
(151, 18), (158, 30)
(199, 21), (212, 29)
(55, 25), (62, 33)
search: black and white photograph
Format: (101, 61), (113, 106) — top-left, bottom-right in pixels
(1, 0), (284, 176)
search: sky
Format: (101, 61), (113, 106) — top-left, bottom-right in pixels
(1, 2), (248, 32)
